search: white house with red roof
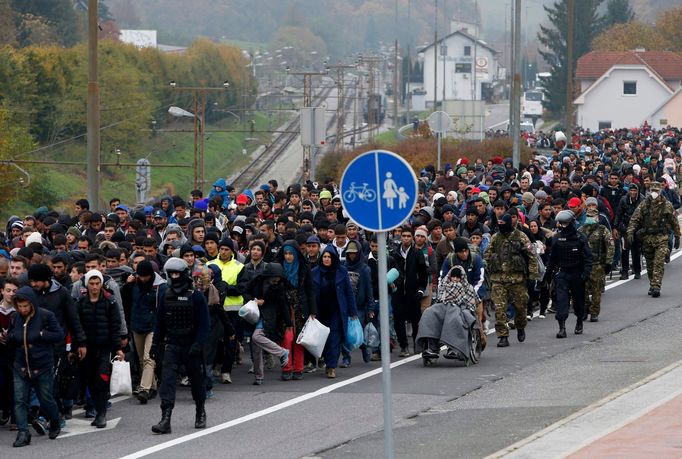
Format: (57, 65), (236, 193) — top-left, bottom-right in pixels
(574, 49), (682, 130)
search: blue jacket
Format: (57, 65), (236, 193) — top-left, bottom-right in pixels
(440, 250), (486, 298)
(311, 246), (358, 337)
(208, 178), (230, 209)
(344, 242), (374, 319)
(7, 287), (64, 378)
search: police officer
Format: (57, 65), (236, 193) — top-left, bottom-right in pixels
(484, 213), (539, 347)
(579, 208), (614, 322)
(150, 258), (210, 434)
(545, 210), (593, 338)
(627, 181), (681, 297)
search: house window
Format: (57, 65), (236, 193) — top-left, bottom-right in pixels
(455, 63), (472, 73)
(598, 121), (612, 130)
(464, 45), (471, 56)
(623, 81), (637, 95)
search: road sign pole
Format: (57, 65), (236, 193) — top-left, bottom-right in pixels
(377, 233), (394, 459)
(437, 132), (442, 171)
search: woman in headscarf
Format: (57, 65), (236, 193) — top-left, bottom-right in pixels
(311, 246), (358, 379)
(276, 240), (316, 381)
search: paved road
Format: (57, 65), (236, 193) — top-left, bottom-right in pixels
(2, 246), (682, 458)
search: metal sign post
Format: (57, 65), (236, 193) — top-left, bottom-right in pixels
(340, 150), (418, 459)
(427, 111), (452, 171)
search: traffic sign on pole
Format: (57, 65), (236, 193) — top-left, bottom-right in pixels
(340, 150), (418, 232)
(340, 149), (418, 459)
(427, 111), (451, 171)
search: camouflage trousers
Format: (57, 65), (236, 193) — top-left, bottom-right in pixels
(585, 264), (605, 316)
(490, 281), (528, 337)
(642, 234), (669, 289)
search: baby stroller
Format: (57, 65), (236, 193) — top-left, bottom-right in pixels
(416, 266), (483, 366)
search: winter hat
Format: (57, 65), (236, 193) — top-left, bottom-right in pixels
(453, 237), (469, 252)
(27, 263), (53, 282)
(136, 260), (155, 277)
(415, 226), (428, 238)
(83, 269), (103, 285)
(585, 197), (599, 206)
(67, 227), (81, 239)
(236, 194), (249, 205)
(25, 232), (43, 247)
(555, 131), (567, 143)
(218, 237), (234, 251)
(522, 192), (535, 203)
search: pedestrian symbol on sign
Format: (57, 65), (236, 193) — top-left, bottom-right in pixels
(341, 149), (417, 232)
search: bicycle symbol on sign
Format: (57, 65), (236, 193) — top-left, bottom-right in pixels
(343, 182), (377, 203)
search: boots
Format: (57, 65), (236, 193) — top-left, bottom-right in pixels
(574, 319), (583, 335)
(517, 328), (526, 343)
(152, 407), (172, 434)
(556, 320), (567, 339)
(195, 404), (206, 429)
(497, 336), (509, 347)
(91, 411), (107, 428)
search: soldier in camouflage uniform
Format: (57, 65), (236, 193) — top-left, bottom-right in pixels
(579, 208), (614, 322)
(627, 181), (681, 297)
(483, 214), (539, 348)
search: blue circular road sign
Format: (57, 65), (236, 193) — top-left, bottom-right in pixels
(340, 150), (418, 232)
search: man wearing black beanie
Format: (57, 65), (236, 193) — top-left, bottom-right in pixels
(203, 233), (220, 261)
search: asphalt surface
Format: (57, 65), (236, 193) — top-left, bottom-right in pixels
(2, 253), (682, 458)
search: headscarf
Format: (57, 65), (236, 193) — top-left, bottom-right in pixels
(437, 266), (479, 310)
(282, 245), (299, 287)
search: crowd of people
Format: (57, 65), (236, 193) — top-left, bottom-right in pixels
(0, 124), (681, 446)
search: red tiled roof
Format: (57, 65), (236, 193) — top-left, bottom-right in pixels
(576, 51), (682, 80)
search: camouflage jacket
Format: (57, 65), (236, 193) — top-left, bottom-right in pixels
(627, 196), (681, 240)
(484, 229), (539, 283)
(579, 223), (614, 266)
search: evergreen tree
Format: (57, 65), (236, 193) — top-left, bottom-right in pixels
(537, 0), (604, 117)
(603, 0), (634, 29)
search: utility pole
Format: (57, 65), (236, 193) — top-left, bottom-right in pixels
(393, 0), (399, 129)
(433, 0), (438, 111)
(168, 82), (230, 193)
(511, 0), (522, 169)
(358, 55), (384, 142)
(286, 69), (328, 176)
(87, 0), (100, 210)
(566, 0), (575, 141)
(327, 63), (357, 151)
(406, 0), (412, 124)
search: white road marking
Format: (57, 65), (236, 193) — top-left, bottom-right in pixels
(59, 417), (122, 439)
(121, 249), (682, 458)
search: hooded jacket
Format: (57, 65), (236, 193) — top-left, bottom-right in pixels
(122, 272), (167, 334)
(208, 178), (230, 209)
(275, 240), (317, 319)
(343, 240), (373, 314)
(7, 287), (64, 378)
(186, 218), (207, 246)
(159, 224), (188, 254)
(245, 263), (292, 339)
(36, 279), (86, 347)
(311, 246), (358, 337)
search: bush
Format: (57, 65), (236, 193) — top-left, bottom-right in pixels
(316, 137), (533, 182)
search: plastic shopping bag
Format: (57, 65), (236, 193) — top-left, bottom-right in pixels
(110, 358), (132, 396)
(296, 317), (330, 359)
(364, 322), (380, 350)
(238, 299), (260, 325)
(345, 317), (364, 351)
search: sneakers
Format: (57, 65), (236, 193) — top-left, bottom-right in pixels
(399, 348), (410, 357)
(634, 273), (641, 279)
(221, 373), (232, 384)
(281, 372), (292, 381)
(253, 378), (263, 386)
(421, 349), (439, 359)
(279, 350), (289, 368)
(303, 362), (317, 373)
(339, 355), (351, 368)
(180, 376), (190, 386)
(575, 321), (583, 335)
(206, 390), (214, 399)
(13, 431), (31, 447)
(48, 421), (61, 440)
(317, 358), (326, 369)
(248, 364), (255, 374)
(84, 408), (96, 419)
(292, 372), (304, 380)
(325, 368), (336, 379)
(370, 352), (381, 361)
(590, 315), (599, 322)
(538, 314), (546, 319)
(31, 416), (48, 436)
(547, 306), (557, 314)
(619, 272), (629, 280)
(362, 346), (372, 363)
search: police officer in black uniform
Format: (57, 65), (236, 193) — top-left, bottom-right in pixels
(544, 210), (593, 339)
(150, 258), (209, 434)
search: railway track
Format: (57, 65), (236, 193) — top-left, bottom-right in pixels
(231, 84), (335, 191)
